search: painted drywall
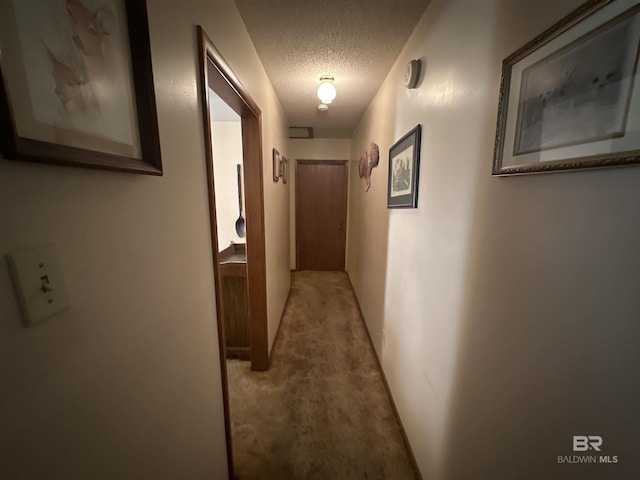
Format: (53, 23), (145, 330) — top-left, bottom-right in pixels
(264, 126), (290, 355)
(347, 0), (640, 479)
(211, 120), (246, 252)
(287, 138), (351, 269)
(0, 1), (289, 478)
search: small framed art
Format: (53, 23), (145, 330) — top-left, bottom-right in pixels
(280, 156), (288, 184)
(0, 0), (162, 175)
(493, 0), (640, 176)
(387, 124), (422, 208)
(272, 147), (280, 182)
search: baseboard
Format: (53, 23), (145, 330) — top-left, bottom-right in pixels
(268, 277), (294, 365)
(345, 272), (423, 480)
(226, 346), (251, 361)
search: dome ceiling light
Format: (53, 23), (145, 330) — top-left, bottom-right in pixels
(317, 75), (336, 104)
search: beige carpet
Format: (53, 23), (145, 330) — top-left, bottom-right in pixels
(226, 271), (418, 479)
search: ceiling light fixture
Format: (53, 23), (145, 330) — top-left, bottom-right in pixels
(318, 103), (329, 112)
(317, 75), (336, 104)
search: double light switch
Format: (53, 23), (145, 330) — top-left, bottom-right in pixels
(6, 244), (71, 327)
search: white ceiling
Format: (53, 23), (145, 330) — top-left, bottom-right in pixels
(234, 0), (431, 138)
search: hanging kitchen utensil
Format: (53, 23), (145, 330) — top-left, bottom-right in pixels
(235, 164), (246, 238)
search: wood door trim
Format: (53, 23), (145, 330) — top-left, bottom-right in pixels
(198, 30), (269, 371)
(197, 25), (270, 479)
(295, 160), (348, 271)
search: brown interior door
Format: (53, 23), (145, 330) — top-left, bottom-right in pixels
(296, 160), (348, 271)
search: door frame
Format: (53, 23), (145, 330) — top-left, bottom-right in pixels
(197, 26), (270, 477)
(295, 159), (349, 271)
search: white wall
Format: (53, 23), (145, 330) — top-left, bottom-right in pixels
(0, 1), (289, 478)
(264, 128), (290, 354)
(347, 0), (640, 479)
(288, 138), (351, 160)
(211, 121), (245, 252)
(287, 138), (351, 269)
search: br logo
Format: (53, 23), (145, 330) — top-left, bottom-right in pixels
(573, 436), (603, 452)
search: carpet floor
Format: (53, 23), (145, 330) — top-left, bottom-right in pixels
(226, 271), (418, 479)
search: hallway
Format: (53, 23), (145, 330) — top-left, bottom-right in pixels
(226, 272), (417, 479)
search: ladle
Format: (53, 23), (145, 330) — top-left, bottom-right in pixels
(235, 164), (246, 238)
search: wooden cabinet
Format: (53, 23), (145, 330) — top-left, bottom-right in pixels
(218, 243), (250, 360)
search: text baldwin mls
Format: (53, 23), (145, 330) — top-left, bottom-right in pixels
(558, 436), (619, 464)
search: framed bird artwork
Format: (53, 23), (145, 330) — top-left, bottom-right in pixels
(0, 0), (162, 175)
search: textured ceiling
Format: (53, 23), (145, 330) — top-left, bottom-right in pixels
(234, 0), (431, 138)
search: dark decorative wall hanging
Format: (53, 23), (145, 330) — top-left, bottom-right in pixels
(358, 142), (380, 191)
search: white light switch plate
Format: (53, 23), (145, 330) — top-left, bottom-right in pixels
(6, 244), (71, 327)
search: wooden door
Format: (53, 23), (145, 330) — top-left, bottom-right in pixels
(296, 160), (348, 271)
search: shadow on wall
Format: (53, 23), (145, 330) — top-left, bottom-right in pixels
(440, 1), (640, 479)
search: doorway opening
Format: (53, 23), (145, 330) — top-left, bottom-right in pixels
(197, 26), (270, 477)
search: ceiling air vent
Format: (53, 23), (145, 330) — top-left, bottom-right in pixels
(289, 127), (314, 139)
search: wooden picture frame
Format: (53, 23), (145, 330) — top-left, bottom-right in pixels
(387, 124), (421, 208)
(280, 156), (288, 184)
(272, 147), (280, 182)
(0, 0), (162, 175)
(493, 0), (640, 176)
